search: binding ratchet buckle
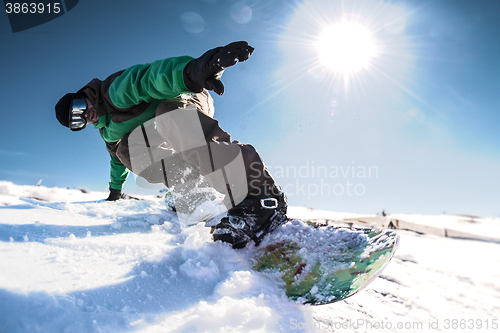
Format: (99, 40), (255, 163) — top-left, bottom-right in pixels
(260, 198), (278, 209)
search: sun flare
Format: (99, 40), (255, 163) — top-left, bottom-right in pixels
(316, 22), (376, 74)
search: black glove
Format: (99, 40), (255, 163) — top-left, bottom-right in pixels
(106, 188), (125, 201)
(183, 41), (254, 96)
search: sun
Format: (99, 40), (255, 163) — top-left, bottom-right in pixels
(316, 21), (376, 74)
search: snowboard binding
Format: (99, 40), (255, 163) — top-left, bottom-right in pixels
(212, 185), (288, 249)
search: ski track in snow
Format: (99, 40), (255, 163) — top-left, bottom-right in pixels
(0, 181), (499, 332)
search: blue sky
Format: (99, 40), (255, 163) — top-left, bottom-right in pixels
(0, 0), (499, 216)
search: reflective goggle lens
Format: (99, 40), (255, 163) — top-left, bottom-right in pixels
(69, 98), (87, 131)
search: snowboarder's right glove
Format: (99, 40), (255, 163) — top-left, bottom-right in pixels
(106, 188), (125, 201)
(183, 41), (254, 96)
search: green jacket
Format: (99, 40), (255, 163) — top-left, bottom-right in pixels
(78, 56), (195, 190)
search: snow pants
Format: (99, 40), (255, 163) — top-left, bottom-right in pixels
(115, 90), (275, 209)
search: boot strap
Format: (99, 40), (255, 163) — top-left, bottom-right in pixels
(260, 198), (278, 209)
(244, 211), (288, 246)
(235, 197), (285, 210)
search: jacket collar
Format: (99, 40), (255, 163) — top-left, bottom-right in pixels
(93, 113), (110, 129)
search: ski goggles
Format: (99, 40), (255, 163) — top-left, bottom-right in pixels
(69, 97), (88, 131)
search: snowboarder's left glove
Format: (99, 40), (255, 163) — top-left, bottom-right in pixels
(183, 41), (254, 96)
(106, 188), (125, 201)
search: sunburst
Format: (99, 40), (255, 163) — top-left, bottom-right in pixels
(316, 21), (376, 74)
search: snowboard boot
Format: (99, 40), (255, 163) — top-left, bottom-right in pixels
(212, 184), (288, 249)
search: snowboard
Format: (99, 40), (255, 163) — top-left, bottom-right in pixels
(247, 219), (399, 305)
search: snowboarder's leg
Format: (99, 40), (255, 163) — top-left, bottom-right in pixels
(115, 118), (216, 212)
(154, 91), (277, 205)
(155, 91), (288, 248)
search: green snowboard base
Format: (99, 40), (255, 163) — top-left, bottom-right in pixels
(251, 220), (399, 305)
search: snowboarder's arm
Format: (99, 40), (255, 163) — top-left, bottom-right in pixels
(183, 41), (254, 96)
(109, 155), (129, 190)
(108, 56), (195, 108)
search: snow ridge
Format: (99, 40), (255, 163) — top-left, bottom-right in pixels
(0, 181), (499, 332)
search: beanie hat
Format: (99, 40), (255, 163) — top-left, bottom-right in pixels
(55, 93), (76, 128)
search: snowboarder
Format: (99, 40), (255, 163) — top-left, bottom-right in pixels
(54, 41), (287, 249)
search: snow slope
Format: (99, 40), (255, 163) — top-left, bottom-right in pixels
(0, 181), (499, 332)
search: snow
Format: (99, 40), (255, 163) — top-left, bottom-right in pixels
(0, 180), (499, 332)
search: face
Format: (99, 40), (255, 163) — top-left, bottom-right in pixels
(83, 98), (99, 124)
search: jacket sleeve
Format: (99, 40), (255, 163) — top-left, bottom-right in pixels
(109, 154), (129, 190)
(108, 56), (195, 108)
